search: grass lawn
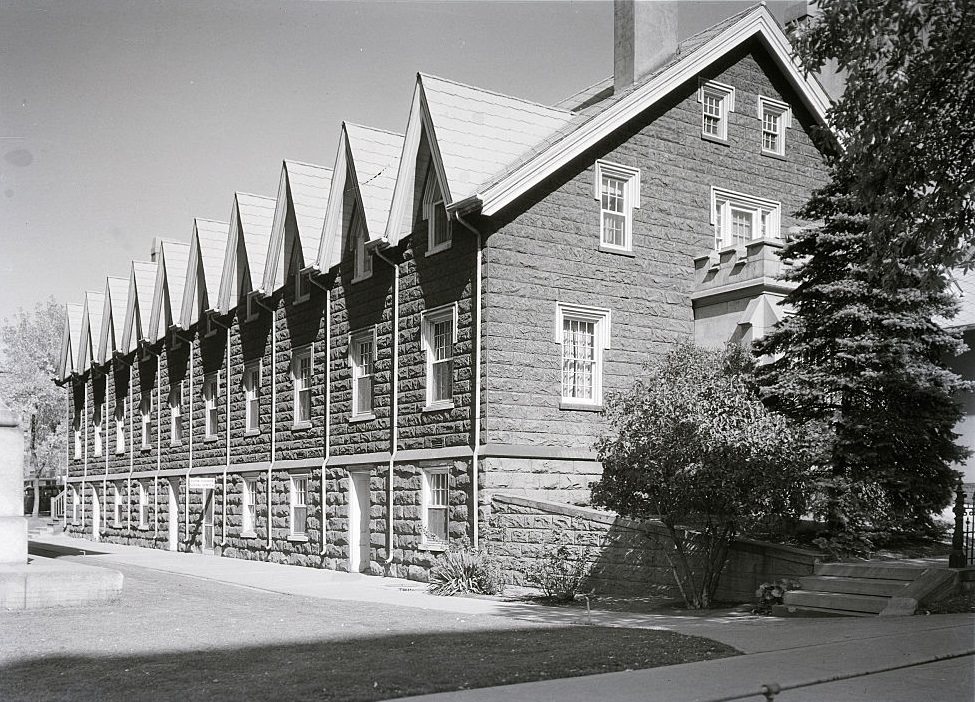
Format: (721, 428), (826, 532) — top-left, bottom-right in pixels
(1, 560), (738, 702)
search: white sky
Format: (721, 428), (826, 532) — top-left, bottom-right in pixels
(0, 0), (793, 321)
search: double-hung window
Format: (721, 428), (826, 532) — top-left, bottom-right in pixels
(711, 187), (781, 249)
(140, 393), (151, 449)
(423, 169), (452, 255)
(350, 328), (376, 418)
(421, 305), (456, 410)
(137, 482), (148, 528)
(73, 413), (82, 458)
(169, 382), (182, 445)
(595, 161), (640, 253)
(242, 476), (258, 534)
(292, 346), (312, 426)
(112, 484), (122, 526)
(243, 362), (261, 433)
(758, 96), (791, 156)
(114, 401), (125, 454)
(290, 474), (310, 537)
(351, 206), (372, 283)
(556, 304), (611, 408)
(71, 487), (79, 523)
(203, 372), (219, 439)
(92, 399), (103, 457)
(422, 468), (449, 545)
(698, 80), (735, 141)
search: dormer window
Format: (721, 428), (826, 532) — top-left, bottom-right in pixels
(595, 160), (640, 254)
(698, 80), (735, 142)
(351, 206), (372, 283)
(295, 269), (311, 303)
(245, 293), (261, 323)
(758, 96), (791, 157)
(423, 169), (452, 256)
(711, 187), (781, 249)
(203, 313), (218, 338)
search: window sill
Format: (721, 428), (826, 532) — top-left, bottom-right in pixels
(204, 435), (219, 443)
(422, 401), (454, 413)
(168, 441), (182, 448)
(115, 450), (127, 455)
(701, 132), (730, 147)
(288, 534), (309, 543)
(240, 530), (258, 539)
(244, 429), (261, 437)
(761, 149), (787, 161)
(425, 242), (452, 257)
(419, 542), (448, 553)
(141, 447), (152, 454)
(349, 413), (376, 424)
(292, 421), (312, 431)
(598, 244), (635, 257)
(559, 401), (603, 412)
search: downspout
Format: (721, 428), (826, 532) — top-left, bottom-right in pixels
(157, 354), (162, 539)
(223, 325), (230, 547)
(128, 363), (133, 531)
(321, 288), (331, 556)
(104, 368), (109, 535)
(82, 376), (88, 528)
(455, 212), (482, 550)
(188, 339), (194, 546)
(374, 248), (399, 569)
(268, 304), (276, 550)
(64, 390), (69, 529)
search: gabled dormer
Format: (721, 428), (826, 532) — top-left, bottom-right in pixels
(78, 290), (106, 375)
(120, 261), (158, 356)
(179, 218), (230, 331)
(147, 239), (191, 344)
(263, 160), (333, 301)
(216, 192), (276, 321)
(316, 123), (404, 278)
(58, 302), (85, 383)
(97, 276), (130, 365)
(383, 73), (572, 247)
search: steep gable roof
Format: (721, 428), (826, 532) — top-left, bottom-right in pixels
(217, 192), (276, 313)
(262, 160), (333, 293)
(317, 123), (403, 271)
(147, 240), (191, 342)
(58, 302), (85, 381)
(180, 217), (230, 329)
(470, 4), (831, 217)
(384, 74), (573, 245)
(97, 276), (130, 364)
(120, 261), (158, 354)
(77, 290), (105, 374)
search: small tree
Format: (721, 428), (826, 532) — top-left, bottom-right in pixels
(592, 344), (819, 609)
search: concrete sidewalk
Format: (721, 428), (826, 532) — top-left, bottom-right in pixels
(30, 533), (975, 702)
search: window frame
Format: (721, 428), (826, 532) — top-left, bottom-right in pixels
(294, 268), (312, 304)
(92, 397), (104, 457)
(594, 160), (640, 254)
(420, 304), (458, 411)
(710, 186), (782, 250)
(289, 472), (311, 538)
(140, 392), (152, 449)
(698, 80), (736, 142)
(242, 474), (259, 536)
(245, 292), (261, 323)
(758, 95), (791, 157)
(169, 381), (183, 446)
(71, 486), (79, 524)
(555, 303), (612, 409)
(242, 361), (261, 434)
(112, 484), (122, 527)
(350, 206), (373, 284)
(73, 418), (82, 459)
(423, 168), (452, 256)
(349, 327), (377, 419)
(292, 345), (313, 428)
(203, 372), (219, 439)
(421, 467), (449, 549)
(137, 481), (148, 528)
(114, 400), (125, 454)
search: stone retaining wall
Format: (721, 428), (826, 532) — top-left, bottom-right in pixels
(486, 494), (820, 602)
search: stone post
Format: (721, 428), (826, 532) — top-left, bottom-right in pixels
(0, 405), (27, 564)
(949, 477), (967, 569)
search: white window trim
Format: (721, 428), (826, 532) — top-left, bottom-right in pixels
(112, 484), (122, 527)
(71, 487), (80, 524)
(243, 361), (261, 433)
(203, 312), (218, 339)
(73, 422), (82, 459)
(114, 403), (126, 455)
(294, 268), (311, 304)
(594, 160), (640, 253)
(292, 344), (313, 428)
(350, 208), (373, 284)
(245, 293), (261, 323)
(698, 79), (736, 142)
(349, 327), (377, 419)
(423, 170), (452, 256)
(169, 381), (183, 446)
(555, 303), (611, 408)
(203, 372), (220, 439)
(758, 95), (791, 157)
(242, 473), (259, 536)
(710, 186), (782, 250)
(421, 303), (458, 411)
(93, 399), (104, 457)
(137, 482), (148, 528)
(140, 393), (152, 449)
(420, 466), (449, 549)
(289, 472), (311, 538)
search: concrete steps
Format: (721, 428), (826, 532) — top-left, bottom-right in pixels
(782, 561), (954, 617)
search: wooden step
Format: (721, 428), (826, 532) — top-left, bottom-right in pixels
(815, 562), (927, 580)
(799, 575), (909, 597)
(783, 590), (890, 614)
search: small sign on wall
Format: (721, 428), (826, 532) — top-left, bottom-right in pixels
(188, 477), (216, 490)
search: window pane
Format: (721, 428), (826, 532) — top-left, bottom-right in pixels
(432, 202), (451, 247)
(433, 320), (452, 361)
(602, 212), (626, 246)
(355, 375), (372, 414)
(432, 359), (452, 402)
(730, 208), (753, 244)
(562, 319), (595, 400)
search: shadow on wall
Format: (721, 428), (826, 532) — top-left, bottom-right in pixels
(0, 626), (736, 702)
(486, 494), (821, 603)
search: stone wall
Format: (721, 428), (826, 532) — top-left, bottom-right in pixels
(486, 494), (820, 602)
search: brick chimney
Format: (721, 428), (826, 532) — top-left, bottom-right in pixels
(614, 0), (679, 95)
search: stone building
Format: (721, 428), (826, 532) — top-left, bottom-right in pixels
(55, 3), (834, 581)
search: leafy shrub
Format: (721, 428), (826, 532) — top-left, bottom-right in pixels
(526, 535), (594, 602)
(428, 547), (506, 596)
(812, 531), (874, 561)
(752, 578), (801, 615)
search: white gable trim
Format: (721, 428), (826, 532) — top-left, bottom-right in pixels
(97, 279), (117, 365)
(217, 198), (242, 315)
(120, 265), (139, 355)
(262, 162), (291, 294)
(179, 221), (202, 331)
(477, 8), (831, 217)
(317, 126), (371, 273)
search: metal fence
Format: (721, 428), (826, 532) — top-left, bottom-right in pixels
(949, 479), (975, 568)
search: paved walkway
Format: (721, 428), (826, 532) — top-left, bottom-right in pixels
(29, 531), (975, 702)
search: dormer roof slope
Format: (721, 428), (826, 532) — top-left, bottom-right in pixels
(263, 160), (333, 293)
(97, 276), (129, 364)
(120, 261), (158, 354)
(217, 192), (276, 313)
(318, 124), (403, 271)
(147, 240), (191, 342)
(77, 290), (105, 374)
(58, 302), (84, 381)
(180, 218), (229, 329)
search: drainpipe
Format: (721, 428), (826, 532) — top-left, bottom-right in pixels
(374, 248), (399, 570)
(64, 390), (70, 530)
(223, 324), (230, 547)
(157, 354), (163, 540)
(321, 287), (331, 556)
(82, 375), (88, 529)
(128, 363), (133, 531)
(268, 303), (276, 550)
(104, 367), (109, 535)
(455, 212), (482, 550)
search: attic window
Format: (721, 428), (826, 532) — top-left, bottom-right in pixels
(758, 96), (791, 156)
(351, 206), (372, 283)
(292, 246), (310, 304)
(245, 293), (261, 323)
(423, 169), (451, 256)
(698, 80), (735, 142)
(594, 160), (640, 254)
